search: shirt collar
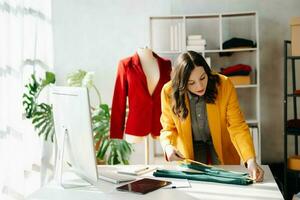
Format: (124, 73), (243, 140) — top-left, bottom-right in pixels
(188, 92), (204, 102)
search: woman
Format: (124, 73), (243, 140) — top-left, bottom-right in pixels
(160, 51), (264, 182)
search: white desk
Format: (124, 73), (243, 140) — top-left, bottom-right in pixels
(26, 165), (283, 200)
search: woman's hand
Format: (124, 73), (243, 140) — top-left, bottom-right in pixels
(246, 158), (264, 182)
(164, 145), (185, 161)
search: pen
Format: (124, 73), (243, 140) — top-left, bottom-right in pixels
(173, 186), (190, 188)
(134, 167), (149, 173)
(165, 185), (191, 189)
(164, 180), (191, 189)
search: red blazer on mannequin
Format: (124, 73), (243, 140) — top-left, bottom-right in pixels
(110, 52), (172, 139)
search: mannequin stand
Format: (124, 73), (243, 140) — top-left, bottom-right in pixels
(145, 136), (150, 165)
(124, 134), (150, 165)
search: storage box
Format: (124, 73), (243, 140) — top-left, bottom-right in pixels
(228, 75), (251, 85)
(290, 17), (300, 56)
(288, 155), (300, 171)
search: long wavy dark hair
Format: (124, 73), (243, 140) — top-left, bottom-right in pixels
(171, 51), (220, 119)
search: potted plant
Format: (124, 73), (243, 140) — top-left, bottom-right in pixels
(23, 70), (133, 164)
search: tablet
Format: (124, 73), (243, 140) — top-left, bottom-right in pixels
(116, 178), (171, 194)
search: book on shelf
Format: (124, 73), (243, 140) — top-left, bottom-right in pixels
(169, 22), (184, 51)
(186, 45), (205, 51)
(187, 39), (206, 46)
(187, 35), (202, 40)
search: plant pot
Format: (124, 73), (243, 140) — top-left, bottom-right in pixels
(97, 158), (106, 165)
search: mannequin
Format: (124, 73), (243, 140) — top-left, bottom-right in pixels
(125, 47), (160, 144)
(126, 47), (160, 164)
(110, 47), (172, 164)
(137, 47), (160, 96)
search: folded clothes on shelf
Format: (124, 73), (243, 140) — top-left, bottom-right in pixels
(287, 119), (300, 130)
(220, 64), (252, 76)
(219, 37), (256, 56)
(222, 37), (256, 49)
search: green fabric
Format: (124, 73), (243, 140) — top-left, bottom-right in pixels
(183, 163), (248, 179)
(153, 164), (252, 185)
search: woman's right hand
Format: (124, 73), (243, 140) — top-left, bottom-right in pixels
(165, 145), (185, 161)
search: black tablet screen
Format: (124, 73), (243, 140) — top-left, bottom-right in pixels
(116, 178), (171, 194)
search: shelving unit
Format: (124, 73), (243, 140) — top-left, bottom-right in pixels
(149, 11), (261, 164)
(283, 40), (300, 199)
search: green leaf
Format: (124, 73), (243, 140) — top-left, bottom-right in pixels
(44, 124), (53, 141)
(37, 122), (48, 137)
(67, 69), (87, 87)
(109, 148), (121, 165)
(45, 71), (56, 84)
(97, 139), (110, 160)
(32, 115), (46, 124)
(33, 117), (48, 129)
(100, 104), (109, 114)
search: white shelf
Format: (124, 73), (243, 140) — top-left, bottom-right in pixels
(150, 16), (184, 20)
(235, 84), (257, 88)
(156, 48), (257, 54)
(149, 11), (257, 19)
(222, 11), (256, 17)
(246, 119), (259, 125)
(205, 48), (257, 53)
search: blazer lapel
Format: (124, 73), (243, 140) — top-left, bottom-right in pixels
(206, 102), (223, 163)
(132, 53), (148, 91)
(151, 54), (163, 97)
(181, 94), (194, 159)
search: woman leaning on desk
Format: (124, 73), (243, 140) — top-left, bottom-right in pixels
(160, 51), (264, 182)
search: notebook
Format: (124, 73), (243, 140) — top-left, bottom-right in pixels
(117, 166), (156, 176)
(98, 171), (136, 184)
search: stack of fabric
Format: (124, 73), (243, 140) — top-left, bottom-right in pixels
(220, 64), (252, 85)
(153, 163), (253, 185)
(220, 37), (256, 56)
(186, 35), (206, 52)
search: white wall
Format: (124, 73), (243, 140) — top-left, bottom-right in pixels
(52, 0), (300, 163)
(52, 0), (171, 105)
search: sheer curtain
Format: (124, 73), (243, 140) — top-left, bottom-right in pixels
(0, 0), (53, 199)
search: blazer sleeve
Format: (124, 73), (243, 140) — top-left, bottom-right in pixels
(160, 83), (178, 150)
(225, 79), (256, 162)
(110, 60), (128, 139)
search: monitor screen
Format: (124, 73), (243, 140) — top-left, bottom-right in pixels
(51, 86), (98, 184)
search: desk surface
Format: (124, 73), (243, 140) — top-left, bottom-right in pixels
(26, 165), (283, 200)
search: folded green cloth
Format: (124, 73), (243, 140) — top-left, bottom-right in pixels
(153, 164), (252, 185)
(182, 163), (249, 179)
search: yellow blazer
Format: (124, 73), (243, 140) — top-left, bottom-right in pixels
(160, 74), (255, 164)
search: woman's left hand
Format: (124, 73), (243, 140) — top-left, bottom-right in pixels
(246, 158), (264, 182)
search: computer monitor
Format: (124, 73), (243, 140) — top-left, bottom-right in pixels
(51, 86), (98, 186)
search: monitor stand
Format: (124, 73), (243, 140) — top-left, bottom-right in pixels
(54, 128), (92, 189)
